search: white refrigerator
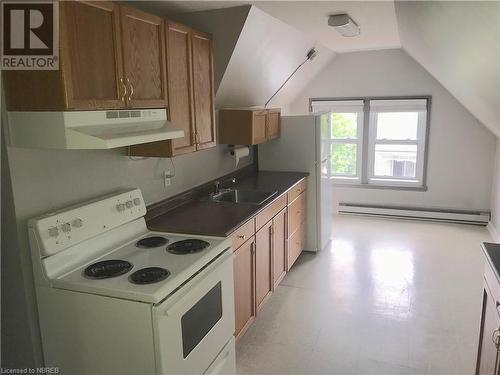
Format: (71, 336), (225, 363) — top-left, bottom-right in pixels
(259, 113), (333, 252)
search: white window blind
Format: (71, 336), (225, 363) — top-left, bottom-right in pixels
(312, 100), (364, 113)
(369, 99), (427, 112)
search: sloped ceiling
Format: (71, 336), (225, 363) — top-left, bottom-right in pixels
(214, 6), (335, 109)
(395, 1), (500, 136)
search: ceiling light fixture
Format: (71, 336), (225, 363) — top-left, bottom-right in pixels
(328, 14), (360, 37)
(264, 47), (318, 108)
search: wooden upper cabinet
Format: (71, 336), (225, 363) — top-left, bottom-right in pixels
(267, 108), (281, 140)
(252, 111), (268, 144)
(61, 1), (124, 109)
(192, 30), (216, 150)
(3, 1), (126, 110)
(219, 108), (281, 145)
(164, 21), (196, 156)
(129, 22), (216, 157)
(119, 6), (168, 108)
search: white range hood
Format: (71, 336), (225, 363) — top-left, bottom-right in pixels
(7, 109), (184, 149)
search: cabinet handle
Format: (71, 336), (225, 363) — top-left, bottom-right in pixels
(251, 242), (256, 255)
(297, 210), (301, 214)
(237, 235), (246, 240)
(120, 78), (127, 102)
(127, 78), (134, 101)
(492, 327), (500, 349)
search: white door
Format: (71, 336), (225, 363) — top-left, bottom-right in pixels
(318, 113), (333, 250)
(152, 250), (235, 375)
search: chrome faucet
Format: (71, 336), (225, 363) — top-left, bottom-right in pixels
(214, 181), (221, 195)
(213, 177), (236, 195)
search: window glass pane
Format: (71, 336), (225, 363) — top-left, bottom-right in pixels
(332, 143), (357, 176)
(373, 144), (417, 178)
(376, 112), (418, 140)
(332, 113), (358, 139)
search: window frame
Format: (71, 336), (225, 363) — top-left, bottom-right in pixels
(310, 96), (431, 191)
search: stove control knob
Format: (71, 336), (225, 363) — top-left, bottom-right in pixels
(133, 198), (141, 206)
(61, 223), (71, 233)
(116, 203), (126, 212)
(126, 200), (133, 209)
(72, 218), (83, 228)
(48, 226), (59, 237)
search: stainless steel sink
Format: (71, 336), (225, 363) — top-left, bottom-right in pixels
(208, 189), (277, 205)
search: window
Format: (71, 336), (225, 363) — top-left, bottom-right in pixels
(313, 100), (364, 181)
(311, 97), (430, 189)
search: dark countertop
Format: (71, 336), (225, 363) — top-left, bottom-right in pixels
(147, 171), (309, 237)
(483, 242), (500, 283)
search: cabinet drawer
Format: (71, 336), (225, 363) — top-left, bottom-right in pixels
(288, 192), (306, 237)
(231, 220), (255, 251)
(287, 179), (307, 204)
(287, 223), (305, 271)
(255, 195), (287, 231)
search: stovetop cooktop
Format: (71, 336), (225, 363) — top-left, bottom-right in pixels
(52, 232), (231, 303)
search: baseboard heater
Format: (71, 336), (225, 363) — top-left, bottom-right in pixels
(338, 203), (490, 226)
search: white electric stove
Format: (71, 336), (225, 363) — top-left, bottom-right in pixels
(28, 189), (236, 375)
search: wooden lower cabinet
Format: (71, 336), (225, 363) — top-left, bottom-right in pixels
(255, 221), (273, 312)
(273, 209), (287, 288)
(287, 223), (305, 272)
(233, 237), (256, 340)
(232, 178), (307, 341)
(287, 190), (307, 271)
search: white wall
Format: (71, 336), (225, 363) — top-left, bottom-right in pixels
(489, 140), (500, 239)
(290, 48), (495, 210)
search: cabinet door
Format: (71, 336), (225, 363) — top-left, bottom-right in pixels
(273, 209), (287, 288)
(477, 282), (500, 375)
(165, 21), (196, 155)
(252, 111), (268, 144)
(255, 221), (273, 312)
(120, 6), (168, 108)
(191, 30), (216, 150)
(234, 238), (256, 340)
(287, 223), (305, 271)
(61, 1), (125, 109)
(267, 109), (281, 140)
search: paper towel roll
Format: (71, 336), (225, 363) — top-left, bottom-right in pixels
(229, 146), (250, 167)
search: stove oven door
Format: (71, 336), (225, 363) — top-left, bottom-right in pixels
(152, 248), (235, 375)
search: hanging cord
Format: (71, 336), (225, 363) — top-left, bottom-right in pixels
(264, 47), (317, 108)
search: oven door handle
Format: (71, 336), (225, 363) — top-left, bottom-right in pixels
(156, 248), (233, 316)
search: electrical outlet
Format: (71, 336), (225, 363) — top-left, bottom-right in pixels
(164, 170), (172, 187)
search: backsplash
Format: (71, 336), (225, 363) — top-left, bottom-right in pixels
(7, 144), (253, 223)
